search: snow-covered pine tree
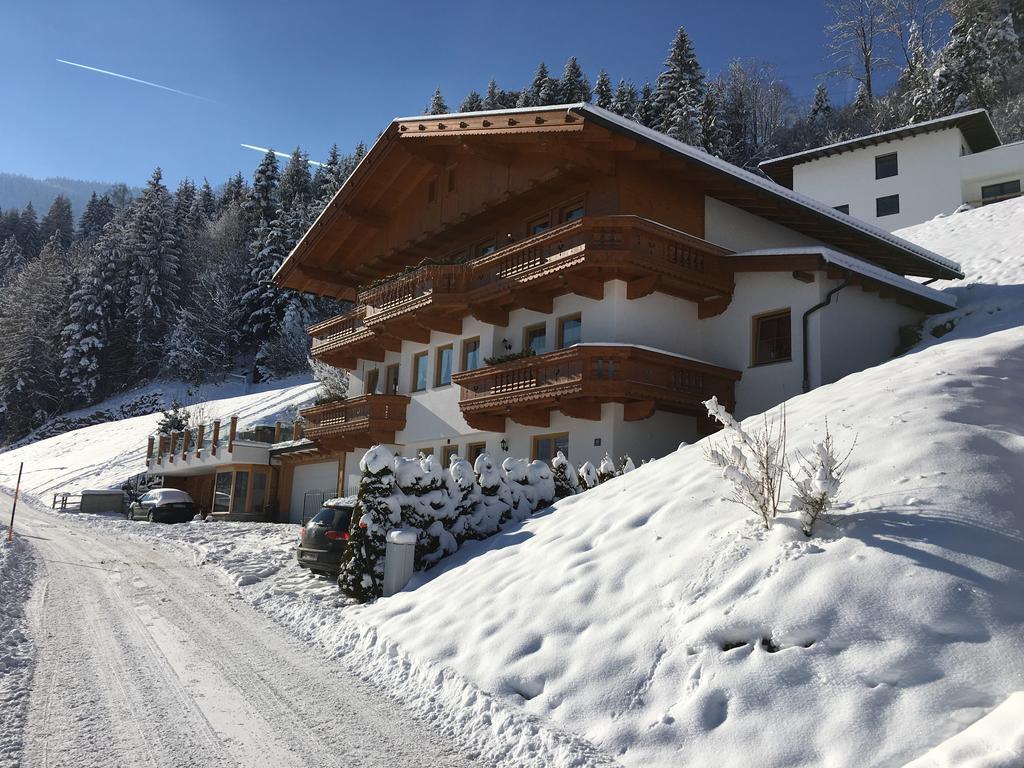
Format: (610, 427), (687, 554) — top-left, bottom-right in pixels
(448, 455), (483, 542)
(594, 69), (613, 109)
(396, 454), (457, 569)
(809, 84), (834, 124)
(40, 195), (74, 250)
(559, 56), (591, 103)
(700, 84), (730, 157)
(309, 355), (349, 404)
(902, 23), (939, 123)
(460, 90), (484, 112)
(197, 179), (218, 220)
(126, 167), (183, 366)
(337, 445), (399, 602)
(0, 235), (25, 283)
(578, 460), (600, 490)
(612, 79), (639, 118)
(484, 79), (501, 110)
(77, 193), (115, 242)
(618, 454), (636, 474)
(220, 172), (249, 210)
(473, 452), (513, 530)
(597, 453), (618, 483)
(279, 148), (312, 211)
(634, 82), (657, 127)
(501, 457), (533, 520)
(654, 26), (706, 144)
(18, 202), (41, 258)
(551, 451), (579, 499)
(428, 87), (449, 115)
(245, 149), (280, 227)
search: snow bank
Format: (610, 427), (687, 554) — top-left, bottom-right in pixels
(0, 377), (318, 498)
(0, 533), (35, 768)
(903, 691), (1024, 768)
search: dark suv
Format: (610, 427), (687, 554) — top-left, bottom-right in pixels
(296, 497), (357, 578)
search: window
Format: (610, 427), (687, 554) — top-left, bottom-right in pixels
(528, 215), (551, 235)
(435, 345), (453, 386)
(427, 178), (437, 203)
(477, 240), (496, 257)
(412, 352), (429, 391)
(523, 323), (547, 354)
(532, 433), (569, 463)
(234, 471), (250, 514)
(561, 200), (585, 222)
(417, 446), (434, 457)
(442, 444), (459, 465)
(365, 368), (380, 395)
(384, 363), (400, 395)
(833, 204), (850, 214)
(461, 337), (481, 371)
(558, 314), (582, 348)
(213, 473), (232, 513)
(251, 470), (267, 514)
(981, 179), (1021, 203)
(876, 194), (900, 217)
(467, 442), (487, 463)
(752, 309), (792, 365)
(875, 152), (898, 179)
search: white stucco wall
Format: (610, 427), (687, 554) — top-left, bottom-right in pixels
(960, 141), (1024, 203)
(704, 197), (819, 252)
(791, 127), (966, 231)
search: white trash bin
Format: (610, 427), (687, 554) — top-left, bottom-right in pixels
(383, 527), (417, 597)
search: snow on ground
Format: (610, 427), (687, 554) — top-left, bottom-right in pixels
(2, 198), (1024, 766)
(0, 530), (35, 768)
(0, 375), (317, 499)
(903, 691), (1024, 768)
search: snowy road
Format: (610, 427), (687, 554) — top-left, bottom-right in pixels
(11, 499), (483, 768)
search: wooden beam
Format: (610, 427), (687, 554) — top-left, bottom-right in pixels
(470, 305), (509, 327)
(403, 323), (432, 344)
(792, 270), (815, 284)
(228, 416), (238, 452)
(698, 295), (732, 319)
(624, 400), (657, 422)
(344, 207), (389, 230)
(211, 420), (220, 456)
(510, 408), (550, 428)
(570, 276), (605, 301)
(513, 289), (554, 314)
(626, 275), (659, 300)
(465, 413), (506, 432)
(418, 315), (463, 335)
(560, 399), (601, 421)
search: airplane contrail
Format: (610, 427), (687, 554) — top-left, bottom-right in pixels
(240, 144), (325, 167)
(56, 58), (215, 102)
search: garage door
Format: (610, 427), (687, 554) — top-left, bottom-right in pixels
(289, 461), (339, 524)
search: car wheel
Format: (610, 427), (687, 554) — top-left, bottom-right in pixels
(127, 508), (134, 521)
(147, 511), (155, 523)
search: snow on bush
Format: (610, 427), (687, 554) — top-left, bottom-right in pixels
(337, 445), (398, 601)
(787, 421), (855, 536)
(618, 454), (636, 474)
(578, 460), (600, 490)
(703, 395), (786, 529)
(475, 452), (515, 526)
(308, 355), (350, 404)
(551, 451), (579, 499)
(448, 456), (483, 542)
(597, 453), (617, 483)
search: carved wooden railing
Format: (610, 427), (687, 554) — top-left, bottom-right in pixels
(299, 394), (410, 442)
(451, 344), (740, 417)
(358, 263), (470, 324)
(308, 305), (370, 357)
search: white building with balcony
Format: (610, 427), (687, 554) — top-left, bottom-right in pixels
(759, 109), (1024, 231)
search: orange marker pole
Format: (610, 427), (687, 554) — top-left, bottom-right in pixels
(7, 462), (23, 542)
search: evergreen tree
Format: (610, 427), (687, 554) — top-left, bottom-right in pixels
(279, 148), (312, 211)
(701, 84), (730, 157)
(551, 451), (578, 499)
(78, 193), (115, 242)
(594, 69), (613, 109)
(126, 167), (182, 365)
(559, 56), (592, 102)
(245, 149), (280, 225)
(428, 87), (449, 115)
(337, 447), (398, 602)
(220, 172), (249, 209)
(197, 179), (218, 219)
(460, 90), (484, 112)
(654, 26), (706, 144)
(808, 84), (834, 123)
(934, 3), (1022, 112)
(528, 61), (560, 105)
(634, 82), (657, 127)
(0, 235), (25, 282)
(484, 78), (501, 109)
(612, 79), (639, 117)
(17, 202), (41, 257)
(40, 195), (74, 250)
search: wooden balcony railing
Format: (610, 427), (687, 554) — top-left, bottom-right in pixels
(299, 394), (410, 449)
(451, 344), (740, 431)
(309, 215), (735, 364)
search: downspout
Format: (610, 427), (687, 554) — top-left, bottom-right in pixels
(802, 270), (851, 393)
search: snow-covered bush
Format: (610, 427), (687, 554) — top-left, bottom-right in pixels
(618, 454), (636, 474)
(156, 399), (189, 435)
(578, 460), (600, 490)
(309, 355), (350, 404)
(703, 395), (786, 529)
(337, 445), (399, 601)
(448, 456), (483, 542)
(551, 451), (579, 499)
(787, 421), (855, 536)
(474, 452), (513, 531)
(524, 459), (555, 511)
(396, 453), (457, 569)
(597, 453), (617, 483)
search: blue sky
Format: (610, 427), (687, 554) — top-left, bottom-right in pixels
(2, 0), (837, 192)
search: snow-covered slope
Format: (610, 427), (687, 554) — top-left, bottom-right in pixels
(0, 376), (317, 498)
(0, 536), (35, 768)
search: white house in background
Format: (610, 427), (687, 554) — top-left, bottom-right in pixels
(272, 103), (960, 499)
(759, 109), (1024, 231)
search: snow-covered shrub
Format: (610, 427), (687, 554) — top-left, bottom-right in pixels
(309, 355), (350, 404)
(597, 453), (618, 483)
(501, 457), (532, 520)
(578, 460), (600, 490)
(551, 451), (579, 499)
(618, 454), (636, 474)
(338, 445), (399, 601)
(156, 399), (189, 435)
(396, 453), (457, 569)
(448, 456), (483, 542)
(703, 395), (786, 530)
(473, 452), (512, 533)
(787, 420), (855, 536)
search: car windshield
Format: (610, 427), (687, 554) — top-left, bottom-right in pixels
(309, 508), (335, 526)
(333, 507), (355, 531)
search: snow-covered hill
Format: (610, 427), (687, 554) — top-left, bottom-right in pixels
(3, 198), (1024, 766)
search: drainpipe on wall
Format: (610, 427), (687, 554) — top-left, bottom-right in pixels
(802, 270), (851, 393)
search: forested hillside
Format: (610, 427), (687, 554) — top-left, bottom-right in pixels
(1, 0), (1022, 447)
(0, 173), (138, 222)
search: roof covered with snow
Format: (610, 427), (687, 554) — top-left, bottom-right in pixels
(758, 109), (1001, 187)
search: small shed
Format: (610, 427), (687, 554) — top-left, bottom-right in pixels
(80, 489), (125, 515)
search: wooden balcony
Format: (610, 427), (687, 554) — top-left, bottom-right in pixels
(450, 344), (741, 432)
(299, 394), (410, 451)
(307, 215), (735, 366)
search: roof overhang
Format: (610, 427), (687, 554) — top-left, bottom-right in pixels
(759, 109), (1001, 188)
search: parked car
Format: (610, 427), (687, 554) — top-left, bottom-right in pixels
(296, 497), (358, 578)
(127, 488), (197, 523)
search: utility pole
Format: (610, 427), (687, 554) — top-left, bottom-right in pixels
(7, 462), (23, 542)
